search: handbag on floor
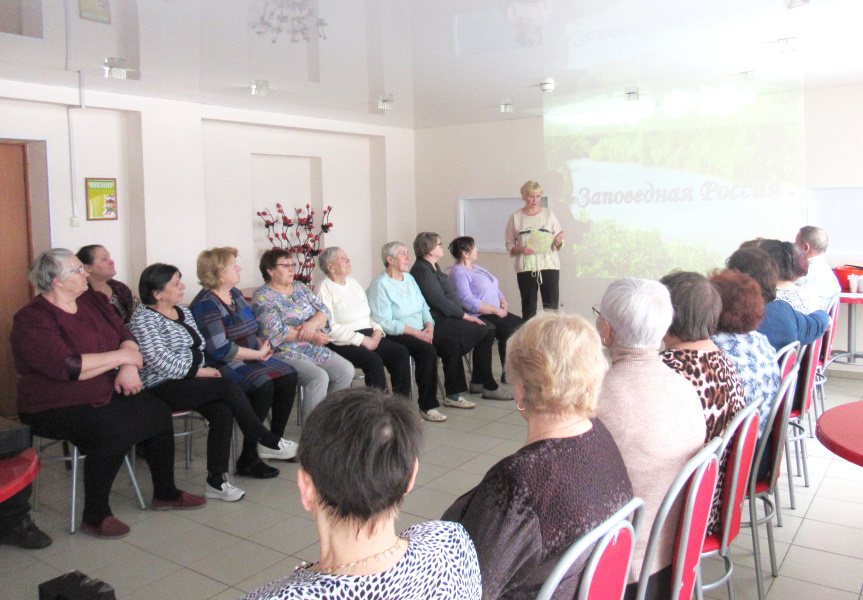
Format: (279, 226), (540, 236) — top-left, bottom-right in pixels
(38, 570), (116, 600)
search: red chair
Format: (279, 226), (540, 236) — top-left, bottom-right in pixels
(698, 401), (761, 600)
(742, 353), (801, 600)
(635, 437), (722, 600)
(785, 337), (822, 507)
(536, 497), (645, 600)
(813, 297), (842, 418)
(772, 341), (800, 526)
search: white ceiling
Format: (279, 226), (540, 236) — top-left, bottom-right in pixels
(0, 0), (861, 129)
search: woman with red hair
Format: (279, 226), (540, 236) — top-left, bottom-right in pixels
(709, 269), (780, 441)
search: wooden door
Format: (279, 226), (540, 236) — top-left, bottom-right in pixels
(0, 143), (33, 417)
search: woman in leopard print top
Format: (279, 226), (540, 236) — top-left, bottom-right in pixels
(659, 272), (746, 537)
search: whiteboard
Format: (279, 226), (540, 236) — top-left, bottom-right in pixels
(805, 187), (863, 256)
(459, 196), (548, 252)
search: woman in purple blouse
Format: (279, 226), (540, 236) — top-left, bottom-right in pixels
(448, 237), (523, 380)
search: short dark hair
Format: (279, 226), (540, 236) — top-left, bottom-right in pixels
(298, 388), (423, 531)
(710, 269), (765, 334)
(759, 239), (808, 282)
(413, 232), (440, 259)
(76, 244), (104, 266)
(660, 271), (722, 342)
(259, 248), (292, 282)
(448, 236), (475, 260)
(726, 247), (778, 303)
(139, 263), (181, 305)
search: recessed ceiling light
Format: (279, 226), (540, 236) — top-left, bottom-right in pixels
(251, 80), (269, 96)
(378, 94), (394, 110)
(500, 98), (514, 113)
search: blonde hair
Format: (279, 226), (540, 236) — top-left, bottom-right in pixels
(520, 180), (543, 198)
(197, 247), (238, 289)
(505, 312), (607, 419)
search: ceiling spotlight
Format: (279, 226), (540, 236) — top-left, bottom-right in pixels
(540, 78), (555, 93)
(777, 37), (798, 52)
(103, 57), (128, 79)
(624, 86), (640, 101)
(785, 0), (809, 8)
(500, 98), (514, 113)
(378, 94), (394, 110)
(251, 80), (269, 96)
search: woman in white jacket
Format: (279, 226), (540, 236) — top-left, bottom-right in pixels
(317, 247), (412, 398)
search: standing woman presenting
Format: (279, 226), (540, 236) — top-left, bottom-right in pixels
(504, 180), (564, 320)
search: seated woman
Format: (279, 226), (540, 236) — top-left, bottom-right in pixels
(709, 269), (780, 441)
(11, 249), (205, 539)
(442, 312), (632, 599)
(759, 239), (822, 314)
(448, 236), (523, 381)
(659, 271), (746, 536)
(317, 246), (412, 397)
(191, 247), (299, 480)
(242, 387), (481, 600)
(726, 247), (829, 351)
(76, 244), (139, 323)
(250, 248), (355, 422)
(596, 279), (704, 600)
(411, 232), (511, 401)
(367, 242), (464, 422)
(130, 264), (298, 502)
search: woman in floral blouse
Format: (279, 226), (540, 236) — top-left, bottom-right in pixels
(251, 248), (355, 422)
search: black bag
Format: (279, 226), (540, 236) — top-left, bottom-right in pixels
(38, 571), (116, 600)
(0, 417), (30, 459)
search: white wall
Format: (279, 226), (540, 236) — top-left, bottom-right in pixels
(0, 79), (415, 305)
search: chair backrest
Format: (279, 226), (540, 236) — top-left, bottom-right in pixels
(714, 401), (761, 550)
(635, 437), (723, 600)
(535, 497), (646, 600)
(776, 341), (799, 379)
(751, 358), (801, 490)
(793, 337), (823, 415)
(819, 296), (841, 365)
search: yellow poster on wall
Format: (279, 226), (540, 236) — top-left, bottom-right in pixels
(86, 178), (118, 221)
(79, 0), (111, 24)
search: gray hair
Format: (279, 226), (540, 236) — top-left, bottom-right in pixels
(413, 232), (440, 260)
(381, 241), (406, 268)
(599, 278), (673, 349)
(30, 248), (76, 294)
(318, 246), (341, 275)
(797, 226), (828, 254)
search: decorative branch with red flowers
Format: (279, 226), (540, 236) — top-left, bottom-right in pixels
(256, 203), (334, 287)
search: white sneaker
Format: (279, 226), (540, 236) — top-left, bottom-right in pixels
(205, 480), (245, 502)
(421, 408), (448, 422)
(443, 395), (476, 409)
(258, 438), (298, 461)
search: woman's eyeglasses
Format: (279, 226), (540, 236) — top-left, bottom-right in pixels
(591, 304), (601, 318)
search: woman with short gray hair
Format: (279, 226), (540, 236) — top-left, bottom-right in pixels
(317, 246), (412, 397)
(11, 249), (206, 538)
(596, 279), (705, 598)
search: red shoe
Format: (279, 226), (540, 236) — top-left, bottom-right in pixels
(79, 516), (131, 539)
(150, 490), (207, 511)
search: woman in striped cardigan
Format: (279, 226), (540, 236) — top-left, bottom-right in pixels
(131, 263), (297, 502)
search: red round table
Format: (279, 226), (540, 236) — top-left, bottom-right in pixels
(816, 401), (863, 466)
(0, 447), (40, 503)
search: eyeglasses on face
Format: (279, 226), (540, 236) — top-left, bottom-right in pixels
(68, 265), (87, 275)
(591, 304), (601, 318)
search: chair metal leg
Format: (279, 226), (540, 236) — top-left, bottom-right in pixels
(765, 499), (779, 577)
(783, 440), (795, 514)
(750, 496), (766, 600)
(297, 386), (305, 426)
(184, 413), (193, 469)
(124, 454), (147, 509)
(695, 562), (704, 600)
(437, 358), (446, 400)
(71, 446), (80, 533)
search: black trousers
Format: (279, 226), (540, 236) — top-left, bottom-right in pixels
(241, 373), (297, 461)
(434, 317), (498, 390)
(149, 378), (279, 476)
(328, 329), (412, 397)
(0, 484), (32, 535)
(479, 312), (524, 373)
(387, 334), (440, 412)
(517, 269), (560, 320)
(20, 393), (179, 527)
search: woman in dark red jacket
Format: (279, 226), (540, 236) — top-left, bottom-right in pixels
(11, 249), (205, 539)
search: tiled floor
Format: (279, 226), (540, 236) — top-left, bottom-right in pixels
(3, 372), (863, 600)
